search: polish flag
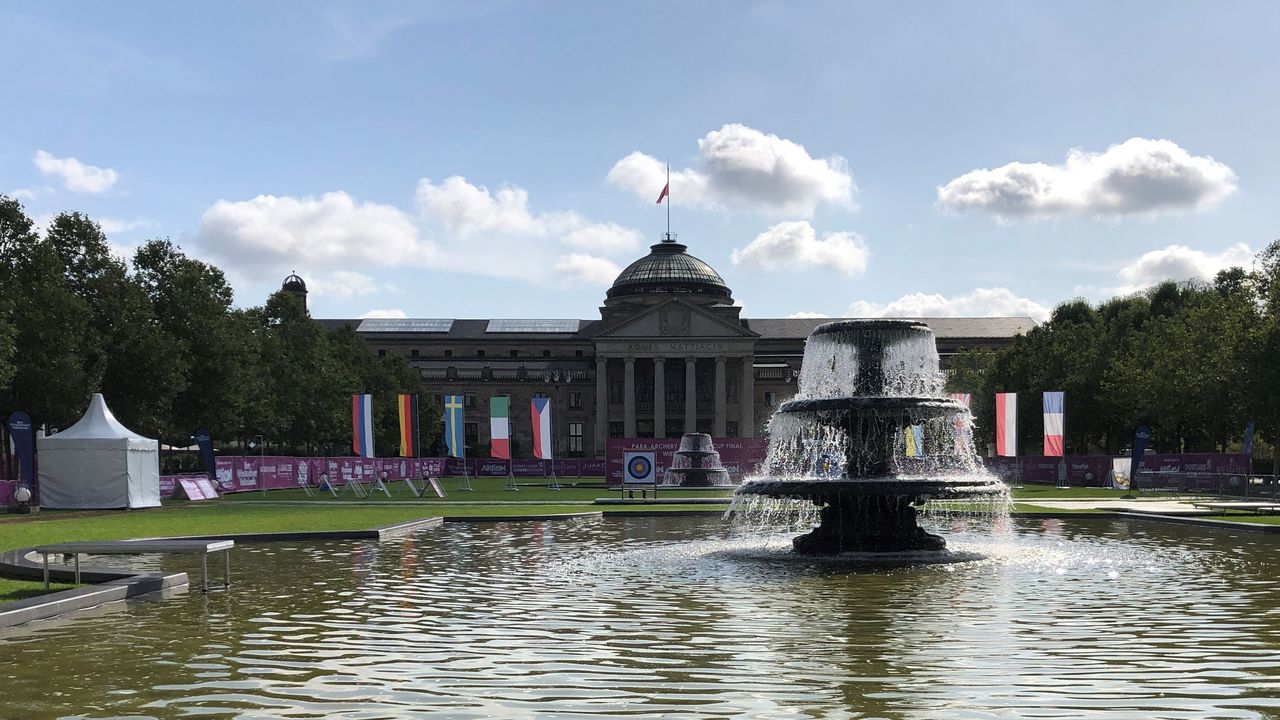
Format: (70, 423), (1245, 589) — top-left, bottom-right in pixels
(996, 392), (1017, 457)
(1043, 391), (1065, 457)
(656, 182), (669, 204)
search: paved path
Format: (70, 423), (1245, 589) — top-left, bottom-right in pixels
(1023, 499), (1209, 515)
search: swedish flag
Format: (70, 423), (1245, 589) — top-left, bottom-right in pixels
(444, 395), (465, 458)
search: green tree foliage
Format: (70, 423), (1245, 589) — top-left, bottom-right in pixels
(0, 196), (440, 454)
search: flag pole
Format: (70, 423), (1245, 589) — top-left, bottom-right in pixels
(505, 400), (518, 492)
(666, 162), (670, 237)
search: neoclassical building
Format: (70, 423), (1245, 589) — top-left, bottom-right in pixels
(309, 236), (1033, 458)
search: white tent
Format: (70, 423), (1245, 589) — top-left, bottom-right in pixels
(37, 393), (160, 509)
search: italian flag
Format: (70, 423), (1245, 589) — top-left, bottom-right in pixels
(490, 396), (510, 459)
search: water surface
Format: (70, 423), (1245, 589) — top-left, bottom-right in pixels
(2, 516), (1278, 719)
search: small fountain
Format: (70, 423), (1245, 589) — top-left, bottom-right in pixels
(663, 433), (732, 487)
(733, 319), (1007, 555)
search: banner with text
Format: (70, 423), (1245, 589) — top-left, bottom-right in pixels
(604, 437), (768, 486)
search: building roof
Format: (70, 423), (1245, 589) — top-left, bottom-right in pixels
(606, 237), (732, 301)
(320, 315), (1033, 340)
(744, 316), (1037, 339)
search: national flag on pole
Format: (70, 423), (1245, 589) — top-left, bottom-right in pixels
(996, 392), (1017, 457)
(352, 394), (374, 458)
(950, 392), (972, 454)
(656, 182), (669, 204)
(531, 397), (553, 460)
(444, 394), (465, 459)
(490, 396), (510, 459)
(397, 394), (418, 457)
(904, 424), (924, 457)
(1043, 391), (1065, 457)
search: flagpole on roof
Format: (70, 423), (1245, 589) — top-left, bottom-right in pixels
(666, 162), (670, 238)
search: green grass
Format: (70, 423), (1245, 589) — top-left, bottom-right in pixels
(0, 579), (76, 603)
(220, 476), (733, 503)
(1008, 486), (1198, 500)
(1192, 514), (1280, 525)
(1011, 503), (1109, 514)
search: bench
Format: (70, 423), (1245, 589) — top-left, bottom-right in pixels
(32, 539), (234, 593)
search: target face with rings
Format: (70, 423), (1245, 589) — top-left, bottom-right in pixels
(628, 456), (653, 481)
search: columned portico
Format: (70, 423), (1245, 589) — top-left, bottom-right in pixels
(623, 356), (636, 437)
(713, 356), (727, 437)
(740, 356), (755, 437)
(653, 357), (665, 439)
(684, 357), (697, 433)
(595, 356), (607, 453)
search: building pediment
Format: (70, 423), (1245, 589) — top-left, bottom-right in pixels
(595, 299), (757, 340)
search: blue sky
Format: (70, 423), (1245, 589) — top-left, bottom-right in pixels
(3, 1), (1277, 322)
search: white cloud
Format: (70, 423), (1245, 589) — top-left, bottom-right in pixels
(608, 124), (856, 217)
(360, 308), (407, 319)
(305, 270), (380, 299)
(7, 188), (37, 203)
(97, 217), (152, 234)
(553, 253), (621, 287)
(937, 138), (1237, 220)
(1076, 242), (1254, 298)
(196, 191), (432, 282)
(563, 222), (644, 254)
(33, 150), (119, 193)
(787, 311), (829, 319)
(731, 220), (869, 277)
(848, 288), (1051, 322)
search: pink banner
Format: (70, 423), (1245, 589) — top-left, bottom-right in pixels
(605, 437), (768, 486)
(984, 453), (1249, 486)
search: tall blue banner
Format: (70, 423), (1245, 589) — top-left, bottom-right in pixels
(193, 427), (216, 481)
(1243, 421), (1255, 461)
(7, 411), (35, 488)
(1129, 425), (1151, 492)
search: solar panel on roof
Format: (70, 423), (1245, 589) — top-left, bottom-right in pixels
(356, 318), (454, 333)
(486, 319), (579, 333)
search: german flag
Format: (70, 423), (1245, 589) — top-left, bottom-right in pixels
(397, 394), (419, 457)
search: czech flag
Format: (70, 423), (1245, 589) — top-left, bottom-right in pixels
(996, 392), (1017, 457)
(490, 396), (510, 459)
(397, 394), (418, 457)
(531, 397), (553, 460)
(352, 394), (374, 458)
(1043, 391), (1065, 457)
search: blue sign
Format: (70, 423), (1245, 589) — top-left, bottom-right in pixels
(7, 411), (35, 489)
(1129, 425), (1151, 492)
(194, 427), (216, 481)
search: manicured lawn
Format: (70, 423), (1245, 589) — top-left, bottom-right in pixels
(220, 476), (733, 503)
(1010, 503), (1108, 514)
(0, 579), (76, 603)
(1008, 485), (1193, 500)
(1196, 514), (1280, 525)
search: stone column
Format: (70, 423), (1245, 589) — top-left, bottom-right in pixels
(714, 356), (727, 437)
(740, 355), (755, 437)
(623, 356), (636, 437)
(653, 357), (665, 439)
(684, 357), (697, 433)
(595, 355), (607, 454)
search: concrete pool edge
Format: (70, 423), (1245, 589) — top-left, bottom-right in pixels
(0, 515), (446, 628)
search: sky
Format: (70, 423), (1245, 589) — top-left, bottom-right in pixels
(2, 1), (1278, 323)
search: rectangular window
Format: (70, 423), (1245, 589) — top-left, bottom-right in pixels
(568, 391), (582, 408)
(464, 422), (478, 451)
(477, 349), (486, 358)
(465, 394), (476, 408)
(568, 422), (583, 454)
(445, 349), (453, 357)
(609, 422), (624, 439)
(575, 350), (584, 357)
(377, 349), (386, 358)
(543, 349), (551, 358)
(764, 391), (777, 407)
(410, 349), (420, 358)
(510, 349), (519, 357)
(726, 421), (739, 438)
(533, 392), (550, 399)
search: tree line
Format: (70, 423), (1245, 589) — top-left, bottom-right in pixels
(946, 241), (1280, 467)
(0, 196), (441, 461)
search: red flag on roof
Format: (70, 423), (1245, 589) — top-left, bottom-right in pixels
(656, 182), (669, 204)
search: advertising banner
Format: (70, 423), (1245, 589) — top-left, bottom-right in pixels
(605, 437), (768, 486)
(6, 411), (35, 488)
(983, 452), (1250, 486)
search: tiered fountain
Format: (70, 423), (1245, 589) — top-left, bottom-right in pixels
(663, 433), (732, 487)
(735, 319), (1006, 555)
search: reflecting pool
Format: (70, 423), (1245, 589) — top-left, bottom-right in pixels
(3, 516), (1279, 719)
